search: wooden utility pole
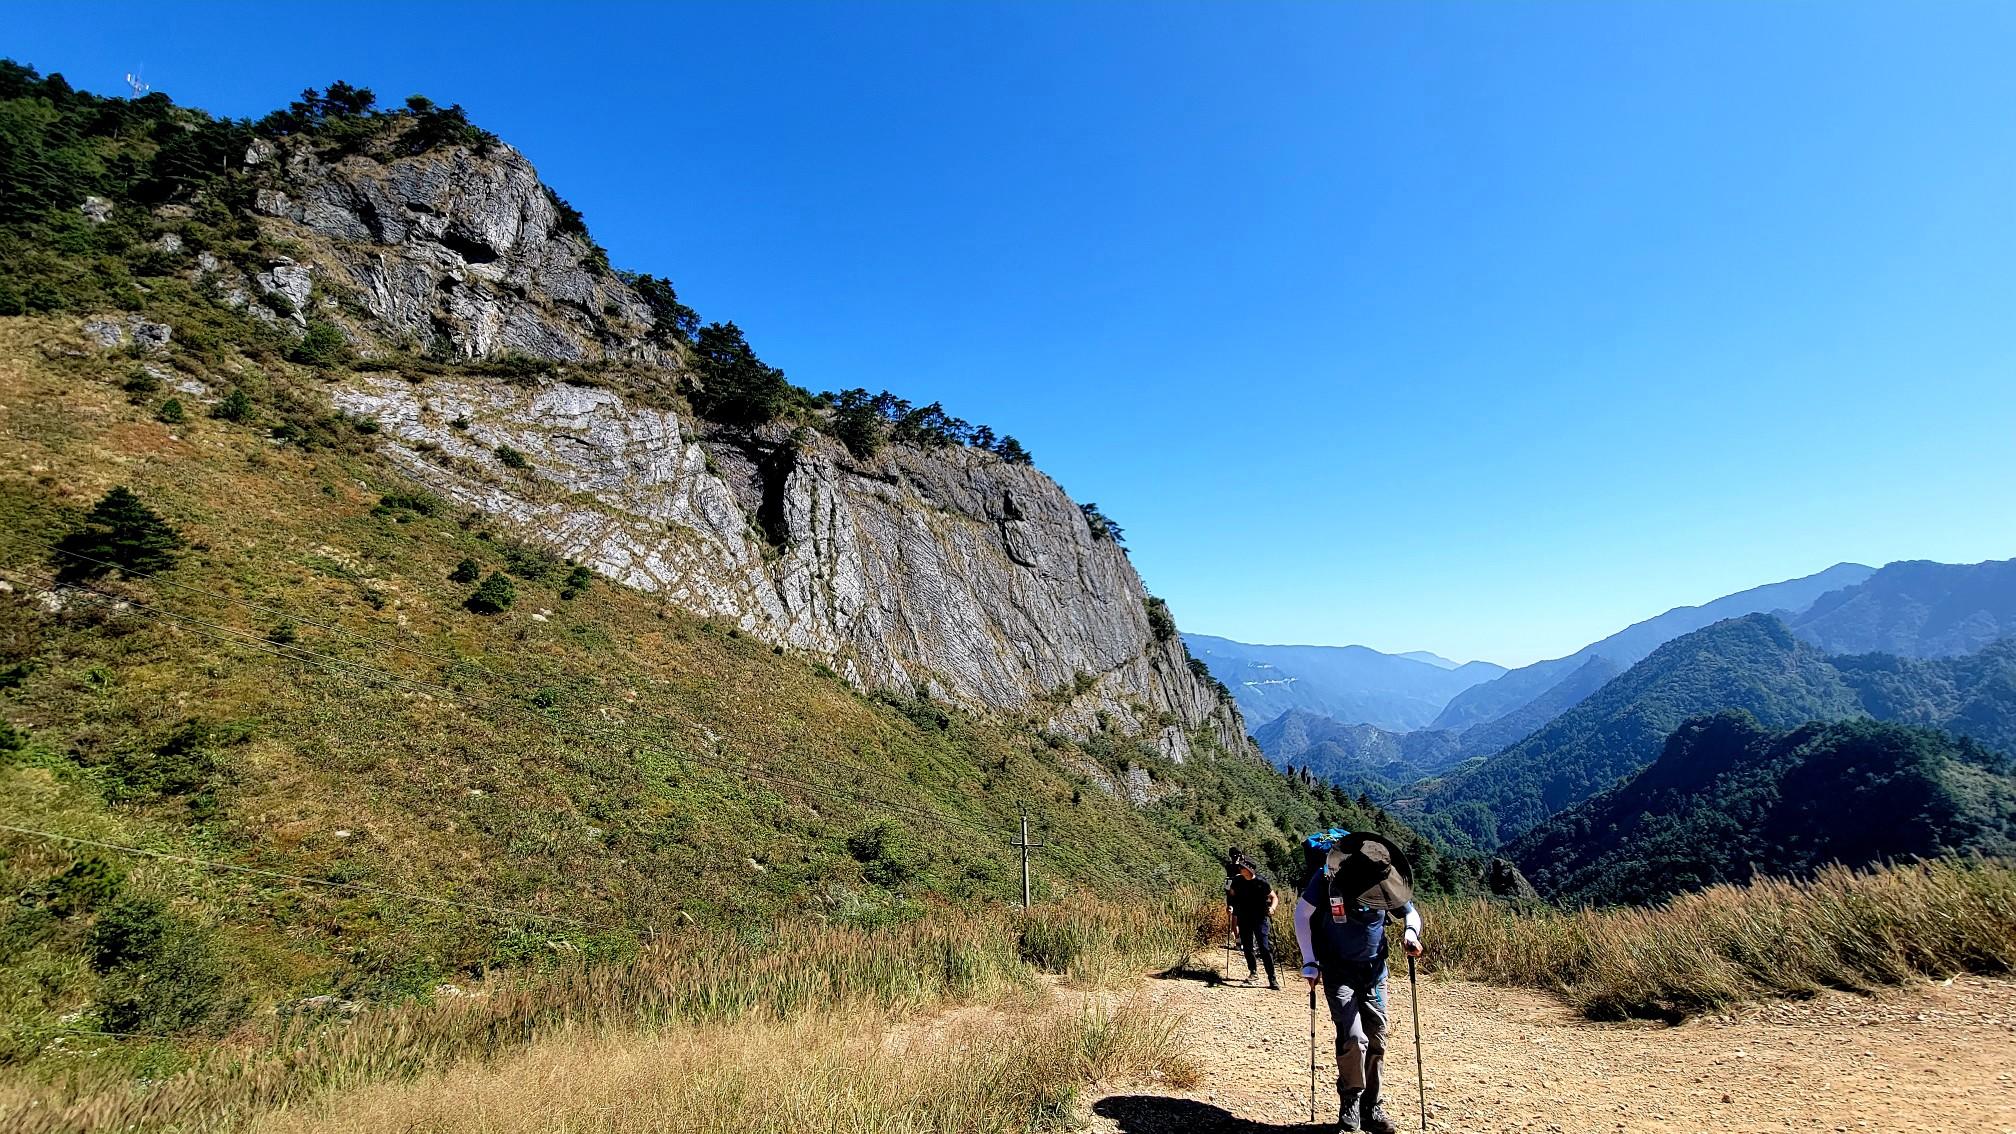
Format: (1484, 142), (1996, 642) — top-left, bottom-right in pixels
(1013, 802), (1043, 909)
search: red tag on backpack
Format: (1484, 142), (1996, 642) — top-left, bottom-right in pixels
(1328, 896), (1345, 922)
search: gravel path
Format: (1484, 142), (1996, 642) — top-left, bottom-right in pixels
(1083, 969), (2016, 1134)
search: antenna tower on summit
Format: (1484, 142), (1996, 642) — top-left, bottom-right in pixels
(125, 66), (148, 99)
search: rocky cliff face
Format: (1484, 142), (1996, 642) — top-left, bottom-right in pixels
(243, 136), (658, 363)
(241, 134), (1247, 763)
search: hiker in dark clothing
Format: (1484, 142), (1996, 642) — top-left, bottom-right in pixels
(1293, 833), (1423, 1134)
(1223, 855), (1279, 988)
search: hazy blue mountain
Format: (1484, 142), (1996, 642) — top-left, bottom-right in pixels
(1790, 558), (2016, 658)
(1417, 615), (1866, 849)
(1429, 562), (1876, 733)
(1397, 651), (1464, 670)
(1509, 712), (2016, 906)
(1183, 634), (1506, 731)
(1258, 658), (1622, 797)
(1255, 709), (1465, 788)
(1444, 655), (1624, 763)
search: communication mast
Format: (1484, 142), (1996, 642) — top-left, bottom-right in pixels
(125, 66), (148, 99)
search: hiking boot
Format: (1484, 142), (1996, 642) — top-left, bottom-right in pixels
(1267, 977), (1280, 990)
(1335, 1087), (1363, 1132)
(1359, 1101), (1398, 1134)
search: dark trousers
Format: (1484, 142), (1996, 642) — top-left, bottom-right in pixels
(1321, 963), (1389, 1104)
(1234, 913), (1275, 982)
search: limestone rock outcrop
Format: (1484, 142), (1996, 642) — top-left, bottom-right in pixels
(244, 132), (1250, 765)
(247, 138), (658, 362)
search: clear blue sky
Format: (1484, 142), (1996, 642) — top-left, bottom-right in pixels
(13, 1), (2016, 666)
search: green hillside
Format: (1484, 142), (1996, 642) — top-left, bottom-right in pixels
(1508, 711), (2016, 905)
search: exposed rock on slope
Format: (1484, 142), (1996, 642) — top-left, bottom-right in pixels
(246, 135), (658, 363)
(334, 373), (1236, 756)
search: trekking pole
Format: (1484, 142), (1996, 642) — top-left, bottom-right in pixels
(1308, 981), (1318, 1124)
(1408, 953), (1426, 1131)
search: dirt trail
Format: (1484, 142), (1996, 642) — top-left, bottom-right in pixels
(1082, 966), (2016, 1134)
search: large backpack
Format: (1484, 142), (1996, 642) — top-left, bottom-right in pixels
(1301, 827), (1351, 878)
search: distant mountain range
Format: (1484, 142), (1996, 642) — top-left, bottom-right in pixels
(1429, 562), (1876, 733)
(1181, 634), (1505, 732)
(1416, 612), (2016, 852)
(1508, 711), (2016, 906)
(1217, 554), (2016, 903)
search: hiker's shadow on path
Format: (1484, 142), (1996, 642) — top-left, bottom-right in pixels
(1093, 1096), (1327, 1134)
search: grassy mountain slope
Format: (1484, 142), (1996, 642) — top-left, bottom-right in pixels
(0, 315), (1464, 1052)
(1508, 711), (2016, 905)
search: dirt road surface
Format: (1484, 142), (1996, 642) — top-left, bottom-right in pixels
(1083, 970), (2016, 1134)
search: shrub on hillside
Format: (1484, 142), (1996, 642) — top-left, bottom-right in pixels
(212, 387), (253, 422)
(465, 571), (516, 614)
(156, 397), (185, 423)
(87, 895), (242, 1036)
(449, 557), (481, 584)
(288, 320), (351, 368)
(494, 443), (529, 470)
(52, 486), (184, 581)
(848, 820), (929, 888)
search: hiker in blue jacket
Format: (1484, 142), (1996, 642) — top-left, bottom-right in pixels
(1293, 832), (1424, 1134)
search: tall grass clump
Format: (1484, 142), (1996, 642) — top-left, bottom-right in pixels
(1426, 857), (2016, 1020)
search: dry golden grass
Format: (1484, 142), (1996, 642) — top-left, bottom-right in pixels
(248, 1002), (1191, 1134)
(1425, 857), (2016, 1019)
(0, 899), (1197, 1134)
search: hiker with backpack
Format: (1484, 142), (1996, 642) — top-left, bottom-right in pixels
(1224, 853), (1279, 988)
(1293, 832), (1424, 1134)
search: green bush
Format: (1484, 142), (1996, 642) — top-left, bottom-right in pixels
(87, 896), (241, 1036)
(289, 319), (351, 367)
(120, 366), (160, 398)
(560, 563), (594, 600)
(465, 571), (516, 614)
(375, 489), (443, 518)
(156, 397), (186, 423)
(104, 721), (226, 801)
(1145, 597), (1176, 643)
(494, 443), (529, 470)
(212, 387), (254, 422)
(52, 485), (184, 581)
(449, 557), (481, 584)
(848, 820), (929, 889)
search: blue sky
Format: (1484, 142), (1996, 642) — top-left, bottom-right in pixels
(12, 1), (2015, 666)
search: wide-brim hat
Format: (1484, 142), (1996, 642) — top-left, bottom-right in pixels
(1325, 832), (1414, 910)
